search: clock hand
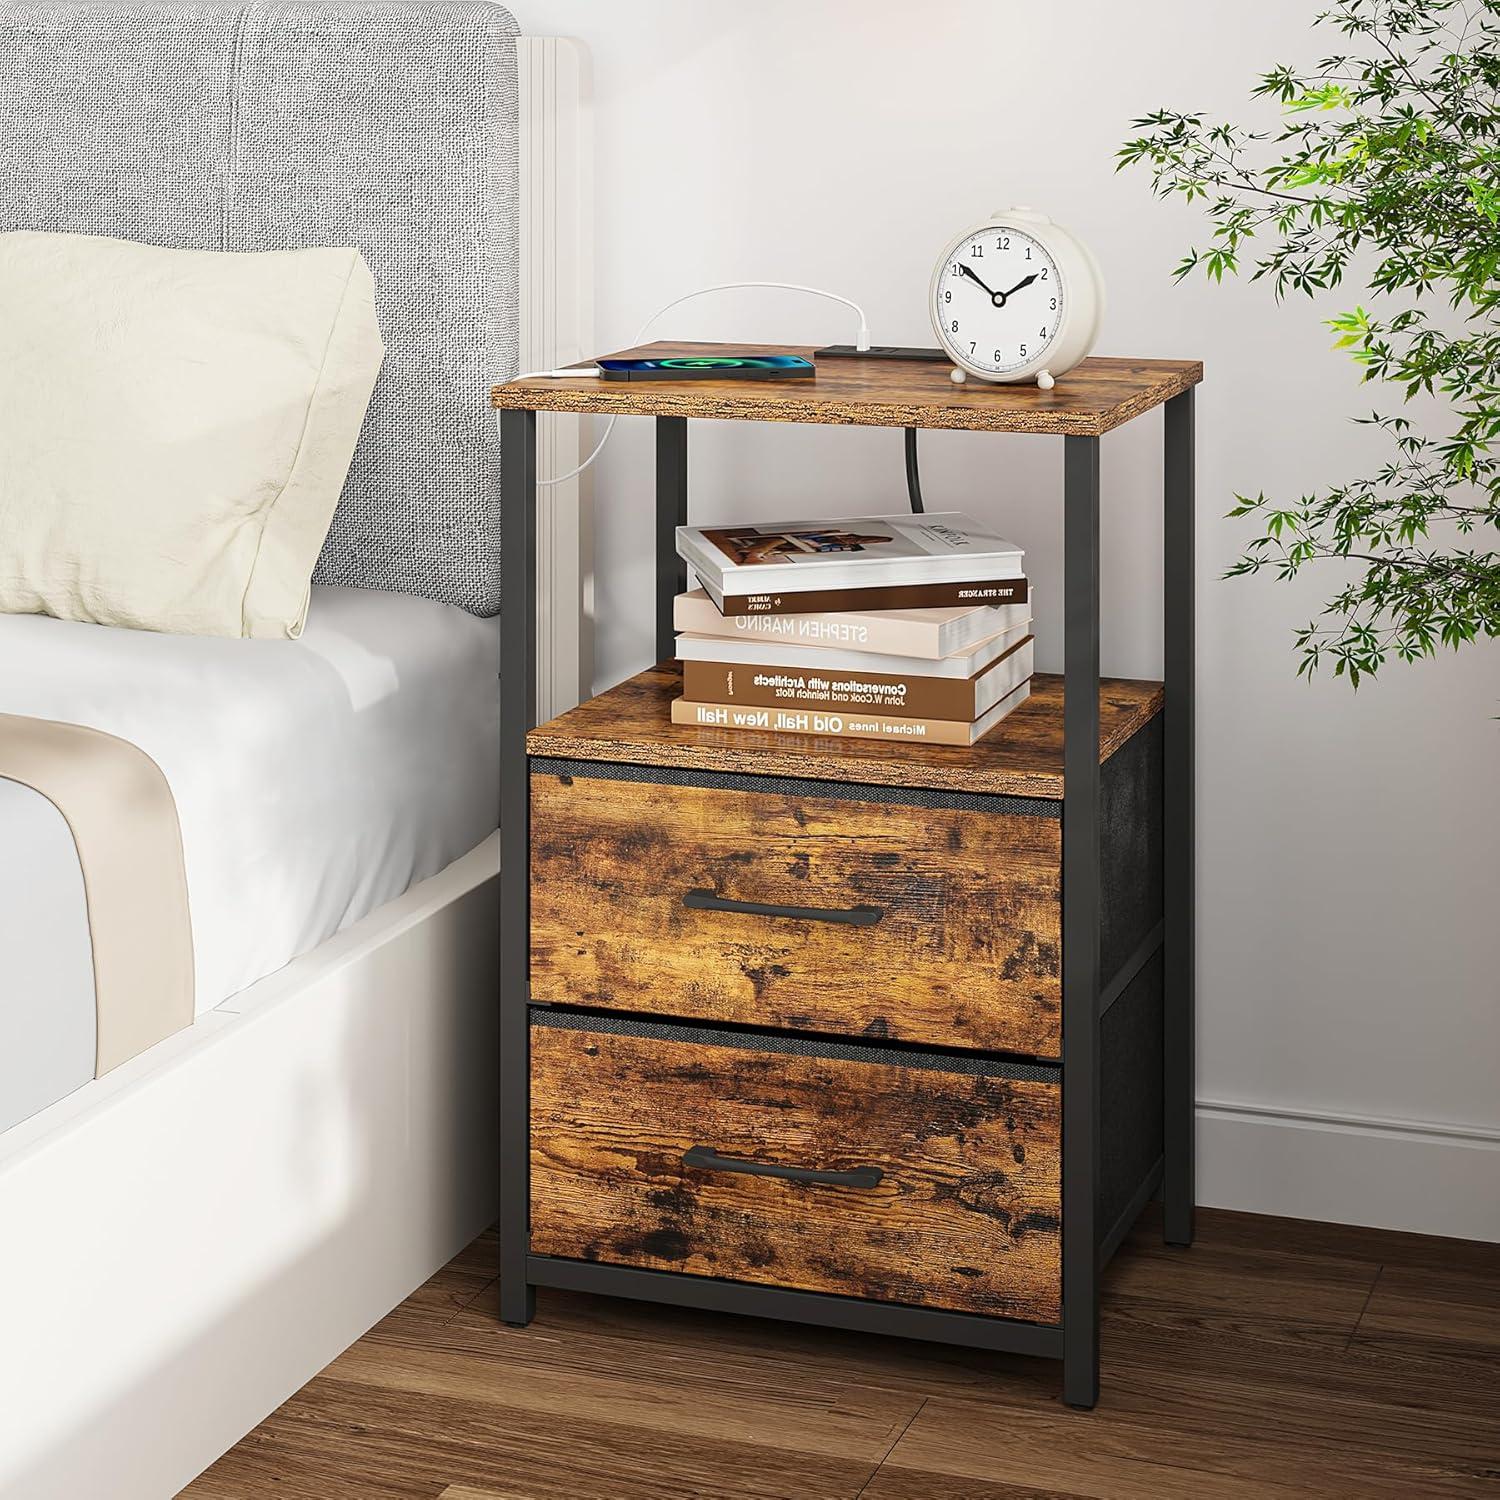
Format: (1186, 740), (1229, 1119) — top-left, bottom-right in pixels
(959, 261), (1028, 309)
(956, 262), (1001, 300)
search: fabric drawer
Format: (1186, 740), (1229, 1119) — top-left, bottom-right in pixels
(528, 1013), (1063, 1323)
(528, 765), (1062, 1057)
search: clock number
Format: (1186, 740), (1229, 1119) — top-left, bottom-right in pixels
(1025, 247), (1032, 260)
(1040, 327), (1049, 338)
(944, 289), (951, 304)
(951, 319), (959, 333)
(1049, 297), (1057, 310)
(969, 342), (976, 354)
(996, 235), (1010, 250)
(951, 263), (961, 277)
(1020, 344), (1028, 358)
(1039, 267), (1048, 279)
(969, 243), (983, 257)
(993, 349), (1002, 362)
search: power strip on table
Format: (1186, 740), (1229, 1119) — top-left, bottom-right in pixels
(814, 344), (948, 362)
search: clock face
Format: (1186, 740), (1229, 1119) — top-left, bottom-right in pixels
(934, 225), (1064, 375)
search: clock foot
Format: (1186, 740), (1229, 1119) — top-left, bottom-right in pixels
(949, 367), (967, 384)
(1037, 369), (1055, 390)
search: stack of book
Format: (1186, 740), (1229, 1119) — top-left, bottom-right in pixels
(670, 514), (1033, 746)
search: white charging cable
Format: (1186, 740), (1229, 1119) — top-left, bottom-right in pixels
(500, 281), (872, 486)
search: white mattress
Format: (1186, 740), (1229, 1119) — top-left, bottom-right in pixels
(0, 586), (500, 1015)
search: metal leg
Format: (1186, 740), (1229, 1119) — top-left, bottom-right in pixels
(656, 417), (688, 663)
(499, 407), (538, 1328)
(1163, 389), (1196, 1248)
(1062, 434), (1102, 1410)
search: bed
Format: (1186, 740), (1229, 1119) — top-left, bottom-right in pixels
(0, 588), (502, 1133)
(0, 5), (585, 1495)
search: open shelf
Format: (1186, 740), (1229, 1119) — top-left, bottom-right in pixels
(527, 664), (1163, 800)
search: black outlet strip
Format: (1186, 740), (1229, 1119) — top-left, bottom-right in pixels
(813, 344), (949, 362)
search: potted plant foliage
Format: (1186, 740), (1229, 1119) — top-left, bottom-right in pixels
(1120, 0), (1498, 684)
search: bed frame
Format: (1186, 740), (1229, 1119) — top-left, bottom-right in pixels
(0, 21), (590, 1498)
(0, 840), (499, 1498)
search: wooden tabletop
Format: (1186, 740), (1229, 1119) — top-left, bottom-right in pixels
(492, 342), (1201, 437)
(527, 664), (1164, 800)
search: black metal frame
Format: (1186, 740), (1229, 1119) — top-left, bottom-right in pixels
(655, 415), (688, 662)
(1062, 433), (1103, 1407)
(1163, 388), (1197, 1250)
(528, 1255), (1065, 1359)
(498, 393), (1197, 1405)
(498, 407), (536, 1329)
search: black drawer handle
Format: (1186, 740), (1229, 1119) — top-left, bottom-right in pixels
(682, 1145), (884, 1190)
(682, 888), (884, 927)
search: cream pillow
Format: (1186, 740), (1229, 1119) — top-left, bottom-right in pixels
(0, 232), (384, 638)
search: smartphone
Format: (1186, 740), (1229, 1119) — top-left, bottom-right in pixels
(597, 354), (815, 381)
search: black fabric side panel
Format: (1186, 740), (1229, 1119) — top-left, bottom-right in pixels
(1100, 715), (1164, 985)
(1098, 947), (1165, 1240)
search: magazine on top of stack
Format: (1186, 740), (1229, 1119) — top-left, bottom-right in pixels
(675, 513), (1029, 616)
(671, 513), (1034, 747)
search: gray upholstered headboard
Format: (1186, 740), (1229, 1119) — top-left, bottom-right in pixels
(0, 0), (519, 616)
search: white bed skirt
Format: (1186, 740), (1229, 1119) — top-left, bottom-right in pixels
(0, 833), (501, 1500)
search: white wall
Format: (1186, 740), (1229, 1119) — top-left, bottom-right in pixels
(517, 0), (1500, 1240)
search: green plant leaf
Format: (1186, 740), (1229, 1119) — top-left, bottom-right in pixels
(1118, 0), (1500, 690)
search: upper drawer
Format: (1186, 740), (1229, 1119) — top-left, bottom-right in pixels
(530, 762), (1061, 1056)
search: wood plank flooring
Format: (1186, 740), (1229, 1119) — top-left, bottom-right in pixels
(184, 1206), (1500, 1499)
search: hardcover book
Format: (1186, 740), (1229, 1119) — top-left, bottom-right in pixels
(681, 637), (1034, 721)
(671, 679), (1032, 747)
(677, 513), (1027, 617)
(673, 587), (1030, 658)
(674, 620), (1031, 681)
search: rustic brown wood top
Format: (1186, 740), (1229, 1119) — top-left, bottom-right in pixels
(527, 664), (1163, 800)
(493, 342), (1201, 436)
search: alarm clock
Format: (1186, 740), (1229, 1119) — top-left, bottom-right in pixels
(929, 208), (1105, 389)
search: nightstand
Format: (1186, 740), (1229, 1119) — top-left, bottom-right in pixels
(493, 343), (1200, 1409)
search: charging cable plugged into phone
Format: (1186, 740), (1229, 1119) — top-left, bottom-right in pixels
(500, 281), (868, 482)
(495, 280), (956, 504)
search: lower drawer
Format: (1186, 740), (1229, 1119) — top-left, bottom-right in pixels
(529, 1013), (1062, 1323)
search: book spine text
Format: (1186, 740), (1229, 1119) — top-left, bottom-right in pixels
(682, 660), (974, 720)
(718, 578), (1029, 617)
(675, 597), (936, 654)
(670, 697), (980, 746)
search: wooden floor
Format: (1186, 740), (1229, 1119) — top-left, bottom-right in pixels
(185, 1205), (1500, 1499)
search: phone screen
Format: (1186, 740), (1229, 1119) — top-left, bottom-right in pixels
(598, 355), (814, 374)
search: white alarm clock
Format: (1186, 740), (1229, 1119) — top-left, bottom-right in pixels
(930, 208), (1105, 389)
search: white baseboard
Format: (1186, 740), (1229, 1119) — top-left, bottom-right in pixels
(1198, 1097), (1500, 1244)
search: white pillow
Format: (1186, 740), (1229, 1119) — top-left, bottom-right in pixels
(0, 232), (384, 638)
